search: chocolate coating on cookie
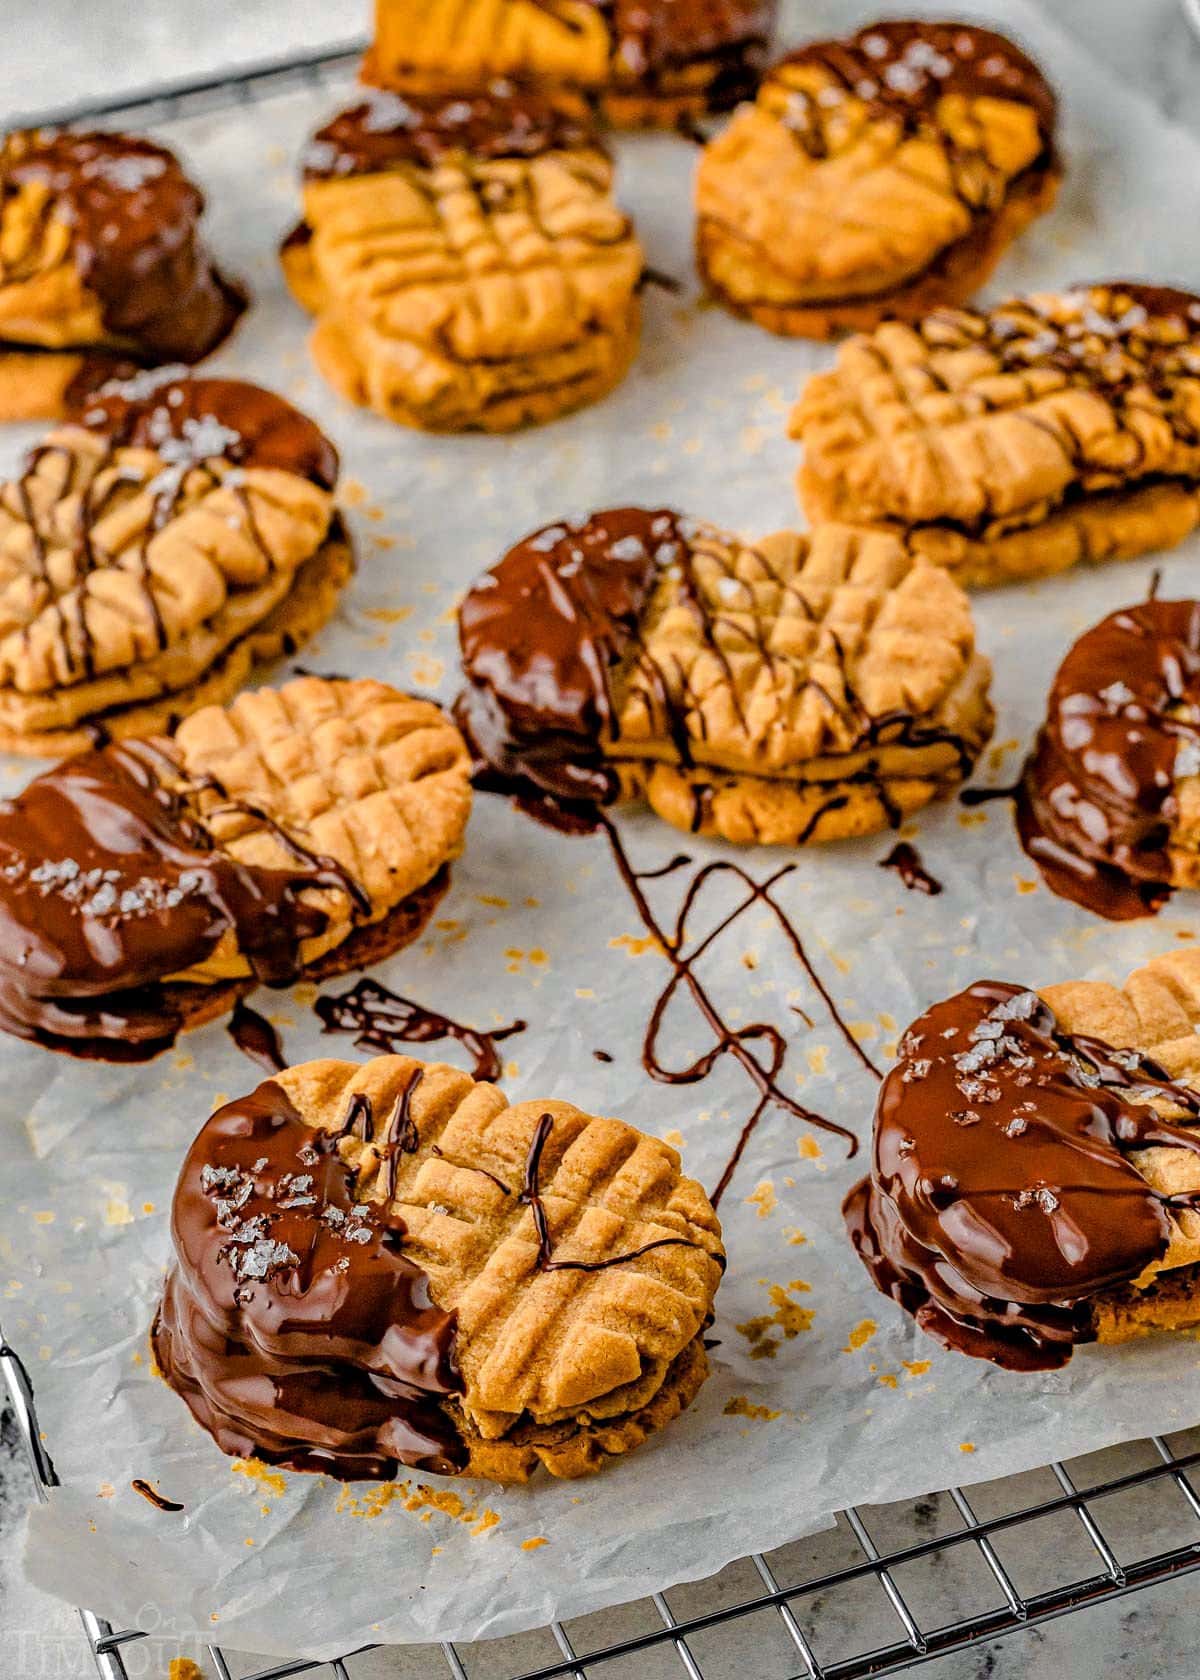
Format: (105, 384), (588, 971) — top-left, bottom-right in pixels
(78, 373), (340, 491)
(302, 85), (600, 178)
(0, 130), (245, 363)
(776, 20), (1056, 142)
(153, 1078), (465, 1479)
(0, 741), (355, 1057)
(1017, 599), (1200, 920)
(844, 981), (1200, 1370)
(457, 508), (677, 805)
(600, 0), (776, 80)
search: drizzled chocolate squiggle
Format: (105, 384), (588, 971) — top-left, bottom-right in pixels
(845, 981), (1200, 1371)
(314, 976), (526, 1084)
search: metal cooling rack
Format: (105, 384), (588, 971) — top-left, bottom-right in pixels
(4, 36), (1200, 1680)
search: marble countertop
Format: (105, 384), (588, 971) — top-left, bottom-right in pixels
(3, 2), (1200, 1677)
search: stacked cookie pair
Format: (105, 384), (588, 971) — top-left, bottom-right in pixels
(363, 0), (779, 131)
(281, 86), (643, 433)
(0, 129), (244, 417)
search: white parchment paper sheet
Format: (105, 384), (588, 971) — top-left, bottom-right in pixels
(4, 0), (1200, 1659)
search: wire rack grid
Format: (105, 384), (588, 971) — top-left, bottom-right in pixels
(2, 36), (1200, 1680)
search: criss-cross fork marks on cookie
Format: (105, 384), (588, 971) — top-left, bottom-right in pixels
(793, 283), (1200, 585)
(283, 90), (644, 432)
(155, 1053), (725, 1483)
(0, 375), (350, 752)
(0, 676), (473, 1059)
(458, 508), (993, 846)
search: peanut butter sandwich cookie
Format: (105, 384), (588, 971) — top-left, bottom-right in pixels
(845, 951), (1200, 1371)
(793, 283), (1200, 587)
(0, 371), (353, 755)
(1012, 598), (1200, 921)
(153, 1053), (724, 1481)
(0, 677), (472, 1059)
(364, 0), (778, 130)
(696, 21), (1059, 340)
(0, 130), (246, 420)
(456, 508), (993, 845)
(282, 87), (642, 433)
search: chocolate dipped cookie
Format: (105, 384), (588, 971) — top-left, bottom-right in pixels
(0, 130), (245, 419)
(845, 951), (1200, 1371)
(153, 1053), (724, 1481)
(282, 87), (642, 433)
(0, 371), (352, 754)
(456, 509), (993, 845)
(696, 21), (1059, 339)
(1013, 598), (1200, 920)
(793, 283), (1200, 586)
(364, 0), (778, 130)
(0, 677), (472, 1059)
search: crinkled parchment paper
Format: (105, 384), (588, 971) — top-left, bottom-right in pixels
(5, 0), (1200, 1659)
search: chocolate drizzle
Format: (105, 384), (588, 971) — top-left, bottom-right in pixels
(518, 1109), (716, 1272)
(3, 373), (337, 691)
(314, 977), (526, 1084)
(302, 86), (600, 179)
(879, 841), (942, 896)
(1016, 599), (1200, 920)
(0, 739), (362, 1059)
(845, 981), (1200, 1371)
(152, 1078), (465, 1480)
(227, 999), (286, 1073)
(130, 1479), (183, 1512)
(0, 130), (245, 364)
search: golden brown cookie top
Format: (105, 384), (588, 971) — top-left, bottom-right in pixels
(0, 374), (338, 702)
(156, 1051), (723, 1477)
(0, 678), (472, 1056)
(302, 84), (602, 179)
(845, 948), (1200, 1372)
(793, 283), (1200, 528)
(456, 510), (984, 806)
(0, 129), (245, 363)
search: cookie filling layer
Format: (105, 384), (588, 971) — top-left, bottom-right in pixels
(0, 739), (366, 1057)
(1016, 598), (1200, 920)
(0, 131), (245, 364)
(456, 507), (981, 814)
(153, 1079), (466, 1480)
(844, 981), (1200, 1371)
